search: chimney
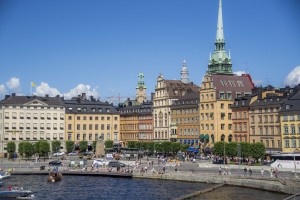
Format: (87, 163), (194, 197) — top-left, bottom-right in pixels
(5, 95), (10, 99)
(82, 93), (86, 100)
(12, 93), (16, 97)
(151, 93), (155, 101)
(45, 94), (49, 98)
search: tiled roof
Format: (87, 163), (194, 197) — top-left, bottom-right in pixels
(64, 100), (119, 114)
(118, 102), (153, 115)
(210, 74), (254, 99)
(163, 80), (200, 98)
(231, 94), (254, 108)
(0, 95), (65, 106)
(280, 89), (300, 113)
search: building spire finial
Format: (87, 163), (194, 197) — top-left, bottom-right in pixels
(216, 0), (224, 42)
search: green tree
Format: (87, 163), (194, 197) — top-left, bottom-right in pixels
(23, 142), (34, 161)
(250, 142), (265, 160)
(180, 144), (190, 152)
(161, 142), (172, 154)
(240, 142), (251, 158)
(147, 142), (154, 153)
(127, 141), (137, 148)
(212, 141), (224, 156)
(18, 142), (24, 158)
(79, 141), (88, 152)
(65, 141), (75, 153)
(51, 141), (61, 153)
(6, 142), (16, 159)
(171, 142), (181, 154)
(104, 140), (113, 148)
(155, 143), (163, 153)
(33, 141), (40, 156)
(39, 141), (50, 161)
(226, 142), (237, 157)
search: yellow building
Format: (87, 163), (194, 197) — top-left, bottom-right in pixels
(279, 88), (300, 153)
(65, 94), (120, 147)
(199, 0), (254, 145)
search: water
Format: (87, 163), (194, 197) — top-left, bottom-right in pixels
(3, 175), (290, 200)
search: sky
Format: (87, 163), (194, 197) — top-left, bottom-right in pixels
(0, 0), (299, 103)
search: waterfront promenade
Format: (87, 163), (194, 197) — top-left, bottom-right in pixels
(1, 157), (300, 197)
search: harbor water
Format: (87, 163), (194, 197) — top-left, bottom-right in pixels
(3, 175), (290, 200)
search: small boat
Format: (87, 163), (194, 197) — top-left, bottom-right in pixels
(0, 190), (33, 198)
(47, 172), (62, 182)
(0, 171), (11, 180)
(47, 165), (62, 182)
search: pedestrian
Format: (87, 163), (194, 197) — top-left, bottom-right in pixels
(244, 167), (247, 177)
(261, 168), (264, 178)
(145, 166), (147, 173)
(151, 160), (154, 166)
(269, 168), (273, 178)
(163, 166), (166, 173)
(249, 168), (252, 177)
(219, 166), (222, 175)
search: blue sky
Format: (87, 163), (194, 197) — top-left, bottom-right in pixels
(0, 0), (299, 102)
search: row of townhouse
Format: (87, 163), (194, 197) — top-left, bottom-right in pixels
(0, 93), (120, 157)
(232, 85), (300, 153)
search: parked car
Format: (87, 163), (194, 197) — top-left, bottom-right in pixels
(82, 151), (94, 156)
(68, 151), (78, 156)
(108, 161), (126, 168)
(53, 152), (65, 156)
(92, 159), (109, 166)
(49, 160), (63, 166)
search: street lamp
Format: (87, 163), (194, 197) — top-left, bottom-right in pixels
(294, 149), (300, 179)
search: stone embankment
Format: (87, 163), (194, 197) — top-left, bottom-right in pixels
(133, 171), (300, 195)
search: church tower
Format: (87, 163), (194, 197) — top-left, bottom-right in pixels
(136, 73), (147, 104)
(180, 59), (189, 84)
(207, 0), (233, 75)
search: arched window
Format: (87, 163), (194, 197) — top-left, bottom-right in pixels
(211, 134), (215, 143)
(165, 113), (168, 127)
(221, 134), (225, 142)
(155, 114), (157, 127)
(159, 112), (163, 127)
(284, 125), (288, 134)
(291, 124), (295, 134)
(228, 134), (232, 142)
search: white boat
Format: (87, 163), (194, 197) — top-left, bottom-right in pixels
(0, 190), (33, 198)
(0, 172), (11, 179)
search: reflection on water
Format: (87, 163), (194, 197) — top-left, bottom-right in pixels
(191, 185), (289, 200)
(2, 175), (290, 200)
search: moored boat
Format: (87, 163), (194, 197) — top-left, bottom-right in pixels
(47, 172), (62, 182)
(0, 171), (11, 180)
(0, 190), (33, 198)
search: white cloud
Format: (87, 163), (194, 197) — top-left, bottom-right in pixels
(284, 66), (300, 86)
(253, 80), (264, 86)
(6, 77), (20, 90)
(0, 84), (6, 96)
(233, 71), (247, 76)
(63, 84), (100, 100)
(34, 82), (61, 97)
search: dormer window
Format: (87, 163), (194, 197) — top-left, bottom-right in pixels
(286, 104), (290, 110)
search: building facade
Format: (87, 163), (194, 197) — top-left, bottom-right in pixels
(119, 102), (153, 146)
(279, 86), (300, 153)
(65, 93), (120, 147)
(0, 94), (65, 157)
(171, 91), (200, 146)
(199, 0), (254, 145)
(249, 89), (286, 153)
(153, 66), (200, 142)
(231, 95), (253, 142)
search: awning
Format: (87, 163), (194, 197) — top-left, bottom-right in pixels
(204, 134), (209, 140)
(200, 134), (205, 139)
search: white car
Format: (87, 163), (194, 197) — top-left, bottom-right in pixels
(92, 159), (109, 166)
(53, 152), (65, 156)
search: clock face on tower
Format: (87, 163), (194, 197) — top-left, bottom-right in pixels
(139, 86), (143, 91)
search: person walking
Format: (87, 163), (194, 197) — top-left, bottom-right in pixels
(219, 166), (222, 175)
(244, 167), (247, 177)
(249, 168), (252, 177)
(261, 168), (264, 178)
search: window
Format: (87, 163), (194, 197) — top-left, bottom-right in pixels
(77, 124), (80, 130)
(89, 124), (93, 130)
(77, 116), (80, 120)
(283, 115), (288, 121)
(221, 124), (225, 130)
(227, 92), (232, 99)
(68, 116), (72, 120)
(221, 104), (224, 109)
(68, 124), (72, 130)
(284, 125), (288, 134)
(83, 124), (86, 130)
(291, 125), (295, 134)
(220, 92), (225, 99)
(292, 139), (296, 148)
(284, 139), (290, 148)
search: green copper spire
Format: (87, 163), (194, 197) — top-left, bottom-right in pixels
(136, 73), (147, 89)
(207, 0), (233, 75)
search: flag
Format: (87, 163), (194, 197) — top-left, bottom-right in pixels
(31, 82), (36, 87)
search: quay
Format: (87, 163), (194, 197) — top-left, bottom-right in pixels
(11, 171), (133, 178)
